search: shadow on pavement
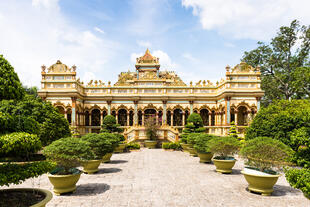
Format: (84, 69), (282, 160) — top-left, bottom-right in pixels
(64, 183), (110, 196)
(97, 168), (122, 174)
(109, 160), (128, 164)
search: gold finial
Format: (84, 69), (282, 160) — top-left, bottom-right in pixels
(226, 65), (230, 72)
(72, 65), (76, 72)
(108, 81), (111, 86)
(190, 81), (193, 86)
(41, 65), (46, 72)
(145, 48), (150, 54)
(202, 80), (206, 86)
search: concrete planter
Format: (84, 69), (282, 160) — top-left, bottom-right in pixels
(114, 143), (126, 153)
(180, 143), (191, 153)
(81, 159), (102, 174)
(102, 153), (112, 163)
(48, 172), (82, 195)
(187, 147), (198, 157)
(0, 188), (53, 207)
(212, 158), (236, 173)
(145, 140), (157, 148)
(197, 152), (213, 163)
(242, 168), (281, 196)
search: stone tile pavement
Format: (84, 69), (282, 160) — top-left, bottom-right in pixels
(3, 149), (310, 207)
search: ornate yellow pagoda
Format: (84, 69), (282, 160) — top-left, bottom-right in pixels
(38, 49), (264, 142)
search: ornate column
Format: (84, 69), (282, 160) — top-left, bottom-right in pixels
(225, 97), (231, 125)
(115, 112), (118, 124)
(89, 112), (92, 126)
(71, 97), (77, 126)
(127, 112), (130, 126)
(171, 112), (174, 126)
(256, 97), (261, 111)
(235, 110), (238, 126)
(107, 101), (111, 115)
(142, 111), (145, 126)
(100, 111), (104, 126)
(156, 112), (159, 125)
(162, 100), (167, 125)
(134, 101), (138, 126)
(208, 112), (212, 126)
(189, 101), (194, 114)
(65, 109), (68, 120)
(182, 111), (185, 126)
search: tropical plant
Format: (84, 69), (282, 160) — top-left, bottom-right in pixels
(240, 137), (293, 173)
(100, 115), (123, 133)
(145, 116), (159, 140)
(285, 167), (310, 199)
(242, 20), (310, 105)
(43, 137), (95, 175)
(208, 136), (241, 159)
(81, 133), (113, 159)
(193, 134), (216, 153)
(246, 99), (310, 167)
(0, 55), (25, 100)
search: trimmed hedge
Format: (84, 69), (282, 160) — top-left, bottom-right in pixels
(81, 133), (114, 159)
(285, 168), (310, 199)
(0, 132), (41, 159)
(208, 136), (241, 159)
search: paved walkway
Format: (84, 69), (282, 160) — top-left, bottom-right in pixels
(4, 149), (310, 207)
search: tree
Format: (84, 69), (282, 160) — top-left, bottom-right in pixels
(242, 20), (310, 105)
(0, 55), (25, 100)
(245, 99), (310, 167)
(181, 113), (205, 143)
(145, 116), (159, 140)
(100, 115), (123, 133)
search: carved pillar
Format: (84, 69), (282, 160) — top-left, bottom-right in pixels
(107, 101), (111, 115)
(162, 101), (167, 125)
(156, 112), (159, 125)
(235, 110), (238, 126)
(89, 112), (92, 126)
(142, 112), (145, 126)
(71, 97), (77, 126)
(225, 97), (231, 125)
(182, 111), (185, 126)
(189, 101), (194, 114)
(134, 101), (138, 126)
(100, 111), (104, 126)
(208, 112), (212, 126)
(127, 112), (130, 126)
(65, 110), (68, 120)
(116, 112), (118, 124)
(256, 97), (261, 111)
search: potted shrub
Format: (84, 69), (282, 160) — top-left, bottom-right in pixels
(126, 142), (141, 151)
(80, 133), (113, 174)
(180, 113), (205, 153)
(114, 134), (126, 153)
(0, 132), (54, 207)
(100, 133), (121, 163)
(240, 137), (293, 196)
(208, 136), (241, 173)
(144, 116), (158, 148)
(186, 133), (200, 156)
(194, 133), (215, 163)
(43, 137), (95, 195)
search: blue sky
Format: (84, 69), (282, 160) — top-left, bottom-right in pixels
(0, 0), (309, 87)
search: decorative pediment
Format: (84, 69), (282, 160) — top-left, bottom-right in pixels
(231, 62), (257, 73)
(136, 49), (159, 64)
(47, 60), (72, 73)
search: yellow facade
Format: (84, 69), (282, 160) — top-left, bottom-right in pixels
(38, 49), (264, 141)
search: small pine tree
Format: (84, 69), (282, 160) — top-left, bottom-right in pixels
(0, 55), (25, 100)
(181, 113), (205, 143)
(229, 121), (238, 139)
(100, 115), (123, 133)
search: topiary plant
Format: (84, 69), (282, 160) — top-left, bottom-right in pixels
(181, 113), (205, 143)
(126, 142), (140, 150)
(81, 133), (113, 159)
(0, 132), (41, 160)
(208, 136), (241, 160)
(229, 121), (238, 139)
(43, 137), (95, 175)
(99, 133), (121, 152)
(194, 134), (216, 153)
(100, 115), (123, 133)
(240, 137), (293, 173)
(145, 116), (159, 141)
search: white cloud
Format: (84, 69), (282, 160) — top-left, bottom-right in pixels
(137, 40), (152, 48)
(182, 0), (310, 40)
(130, 52), (143, 63)
(0, 0), (117, 87)
(182, 53), (199, 63)
(94, 27), (105, 34)
(153, 50), (177, 70)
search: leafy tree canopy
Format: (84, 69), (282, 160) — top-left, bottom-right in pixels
(0, 55), (25, 100)
(242, 20), (310, 105)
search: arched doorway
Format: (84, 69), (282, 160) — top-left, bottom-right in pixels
(138, 110), (143, 125)
(185, 110), (189, 125)
(200, 109), (209, 126)
(211, 110), (215, 126)
(118, 109), (127, 126)
(85, 111), (90, 126)
(173, 109), (183, 126)
(56, 106), (65, 115)
(167, 111), (172, 126)
(144, 109), (156, 120)
(237, 106), (248, 126)
(158, 111), (163, 125)
(91, 109), (101, 126)
(129, 111), (134, 126)
(66, 108), (72, 124)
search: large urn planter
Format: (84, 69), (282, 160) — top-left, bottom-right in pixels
(0, 188), (53, 207)
(212, 158), (236, 174)
(114, 143), (126, 153)
(81, 159), (102, 174)
(48, 171), (82, 195)
(145, 140), (157, 149)
(242, 168), (281, 196)
(102, 153), (112, 163)
(187, 147), (198, 157)
(197, 152), (213, 163)
(180, 143), (191, 153)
